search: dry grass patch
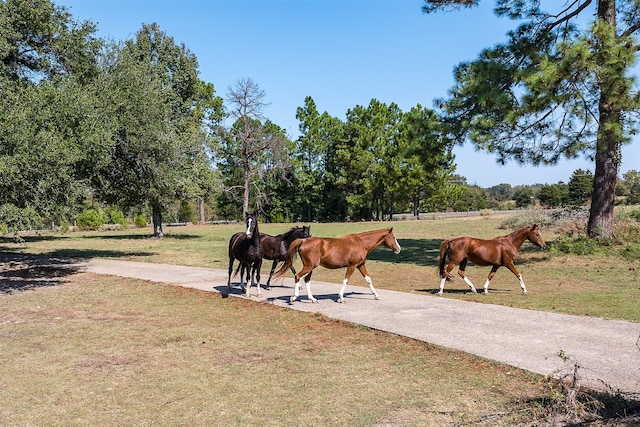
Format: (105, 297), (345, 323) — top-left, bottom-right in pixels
(0, 272), (556, 426)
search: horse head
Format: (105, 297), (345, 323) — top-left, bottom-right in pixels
(384, 227), (402, 254)
(527, 224), (547, 249)
(245, 213), (257, 238)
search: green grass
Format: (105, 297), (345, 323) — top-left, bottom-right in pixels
(1, 214), (638, 425)
(2, 215), (639, 321)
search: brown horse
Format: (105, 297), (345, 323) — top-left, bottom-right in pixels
(438, 224), (546, 296)
(275, 228), (401, 303)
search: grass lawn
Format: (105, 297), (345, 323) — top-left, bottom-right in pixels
(1, 213), (638, 425)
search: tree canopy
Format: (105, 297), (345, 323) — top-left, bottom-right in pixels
(424, 0), (640, 239)
(3, 0), (639, 237)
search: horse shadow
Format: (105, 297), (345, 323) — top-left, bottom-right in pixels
(416, 286), (517, 295)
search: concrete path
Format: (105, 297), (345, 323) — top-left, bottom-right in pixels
(80, 258), (639, 396)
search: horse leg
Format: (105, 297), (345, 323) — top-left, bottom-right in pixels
(438, 260), (455, 295)
(481, 266), (500, 295)
(265, 260), (277, 289)
(240, 263), (247, 294)
(457, 259), (477, 293)
(337, 266), (357, 303)
(227, 257), (234, 290)
(504, 262), (527, 295)
(357, 265), (379, 301)
(291, 267), (313, 303)
(254, 260), (262, 297)
(303, 271), (317, 303)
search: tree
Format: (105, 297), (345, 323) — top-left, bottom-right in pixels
(538, 183), (568, 208)
(399, 104), (455, 217)
(94, 23), (205, 237)
(0, 0), (107, 233)
(220, 78), (290, 218)
(567, 169), (594, 206)
(0, 0), (101, 86)
(513, 186), (536, 209)
(424, 0), (640, 239)
(339, 100), (404, 220)
(295, 96), (347, 222)
(487, 183), (515, 202)
(621, 170), (640, 204)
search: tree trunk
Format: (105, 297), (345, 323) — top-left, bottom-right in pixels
(588, 128), (618, 239)
(199, 198), (205, 223)
(152, 203), (163, 238)
(243, 162), (250, 218)
(588, 0), (619, 240)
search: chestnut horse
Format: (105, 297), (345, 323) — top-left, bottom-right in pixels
(275, 228), (401, 303)
(438, 224), (546, 295)
(227, 213), (263, 297)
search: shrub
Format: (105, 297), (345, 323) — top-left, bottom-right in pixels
(107, 208), (127, 228)
(627, 209), (640, 222)
(551, 236), (598, 256)
(76, 209), (107, 230)
(134, 214), (147, 228)
(177, 201), (194, 223)
(499, 210), (556, 230)
(0, 204), (43, 235)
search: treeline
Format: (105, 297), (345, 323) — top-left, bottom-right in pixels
(1, 1), (638, 237)
(456, 169), (640, 212)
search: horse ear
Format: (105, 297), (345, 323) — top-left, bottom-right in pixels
(532, 224), (539, 229)
(388, 227), (393, 232)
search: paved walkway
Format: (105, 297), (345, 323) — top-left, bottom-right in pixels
(80, 258), (639, 396)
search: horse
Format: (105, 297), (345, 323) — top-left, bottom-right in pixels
(227, 213), (263, 297)
(275, 228), (401, 303)
(437, 224), (546, 296)
(235, 225), (312, 289)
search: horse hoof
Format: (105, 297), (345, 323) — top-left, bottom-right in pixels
(290, 296), (297, 303)
(337, 298), (345, 304)
(311, 298), (319, 303)
(482, 291), (489, 295)
(437, 291), (443, 296)
(373, 295), (380, 300)
(470, 288), (477, 293)
(523, 291), (528, 296)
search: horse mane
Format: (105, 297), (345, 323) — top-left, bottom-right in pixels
(349, 227), (393, 238)
(280, 226), (301, 239)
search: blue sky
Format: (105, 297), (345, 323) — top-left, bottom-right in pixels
(56, 0), (639, 188)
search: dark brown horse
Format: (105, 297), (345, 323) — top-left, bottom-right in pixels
(227, 213), (263, 297)
(276, 228), (401, 303)
(235, 225), (312, 289)
(437, 224), (546, 295)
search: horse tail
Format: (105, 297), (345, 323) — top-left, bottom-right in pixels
(274, 238), (304, 278)
(232, 264), (241, 278)
(438, 240), (452, 280)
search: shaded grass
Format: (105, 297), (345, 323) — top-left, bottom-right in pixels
(0, 273), (552, 426)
